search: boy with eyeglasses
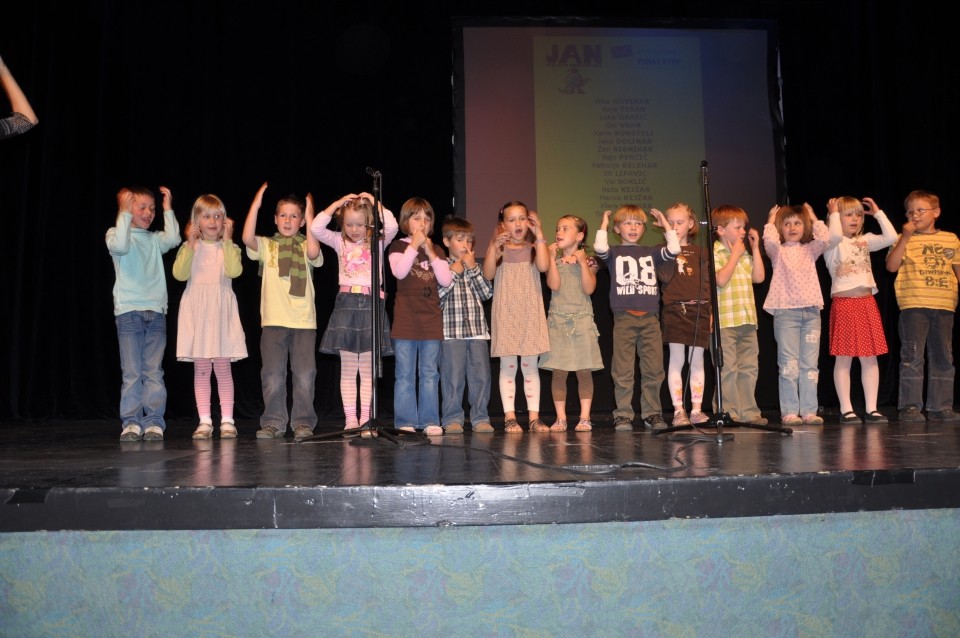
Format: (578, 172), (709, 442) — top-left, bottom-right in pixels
(885, 190), (960, 422)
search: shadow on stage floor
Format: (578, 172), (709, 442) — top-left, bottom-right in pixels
(2, 412), (959, 531)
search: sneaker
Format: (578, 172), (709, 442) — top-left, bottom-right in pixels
(643, 413), (666, 430)
(120, 425), (142, 441)
(613, 415), (633, 431)
(781, 415), (803, 425)
(423, 425), (444, 436)
(142, 425), (164, 441)
(802, 414), (824, 425)
(574, 419), (592, 432)
(898, 407), (926, 422)
(220, 420), (238, 439)
(689, 410), (710, 425)
(864, 411), (888, 424)
(444, 423), (464, 434)
(672, 409), (691, 426)
(192, 422), (214, 440)
(927, 409), (960, 423)
(256, 425), (284, 439)
(293, 425), (313, 439)
(473, 422), (494, 433)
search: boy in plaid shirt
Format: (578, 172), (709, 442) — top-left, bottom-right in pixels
(712, 205), (767, 424)
(438, 217), (494, 433)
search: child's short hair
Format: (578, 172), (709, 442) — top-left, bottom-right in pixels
(666, 201), (699, 239)
(442, 216), (474, 239)
(275, 195), (304, 216)
(126, 185), (156, 200)
(904, 189), (940, 210)
(399, 197), (435, 235)
(774, 204), (813, 243)
(612, 204), (647, 226)
(190, 194), (227, 231)
(711, 205), (748, 229)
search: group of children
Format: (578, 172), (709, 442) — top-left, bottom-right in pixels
(106, 187), (960, 440)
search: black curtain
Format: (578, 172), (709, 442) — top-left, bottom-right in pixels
(1, 1), (957, 421)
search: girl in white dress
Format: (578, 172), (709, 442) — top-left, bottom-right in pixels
(173, 194), (248, 439)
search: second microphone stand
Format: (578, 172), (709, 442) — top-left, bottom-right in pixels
(655, 161), (792, 438)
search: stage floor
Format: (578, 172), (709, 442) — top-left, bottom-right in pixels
(2, 413), (959, 531)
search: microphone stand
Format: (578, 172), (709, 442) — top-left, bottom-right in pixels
(655, 161), (792, 438)
(300, 168), (426, 447)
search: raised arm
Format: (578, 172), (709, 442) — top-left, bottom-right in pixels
(748, 228), (764, 283)
(304, 193), (321, 261)
(528, 211), (550, 273)
(242, 182), (268, 251)
(0, 55), (38, 138)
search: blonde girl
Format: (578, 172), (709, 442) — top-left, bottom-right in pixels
(173, 194), (248, 439)
(762, 203), (830, 425)
(482, 201), (551, 433)
(824, 196), (897, 424)
(311, 193), (398, 430)
(658, 203), (713, 426)
(539, 215), (603, 431)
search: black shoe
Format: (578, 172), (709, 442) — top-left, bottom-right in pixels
(927, 408), (960, 423)
(864, 411), (888, 424)
(840, 411), (862, 425)
(643, 413), (666, 430)
(898, 407), (926, 422)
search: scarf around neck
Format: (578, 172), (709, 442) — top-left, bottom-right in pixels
(265, 233), (307, 297)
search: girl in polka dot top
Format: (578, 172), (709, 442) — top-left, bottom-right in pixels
(762, 203), (830, 426)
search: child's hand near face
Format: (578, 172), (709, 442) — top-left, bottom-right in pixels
(223, 217), (234, 241)
(862, 197), (879, 216)
(767, 204), (780, 225)
(747, 227), (760, 250)
(185, 222), (200, 249)
(648, 208), (667, 228)
(600, 210), (612, 231)
(118, 189), (135, 213)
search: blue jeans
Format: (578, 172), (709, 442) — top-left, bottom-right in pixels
(393, 339), (441, 428)
(440, 339), (492, 427)
(772, 307), (821, 417)
(116, 311), (167, 431)
(898, 308), (955, 411)
(260, 327), (318, 432)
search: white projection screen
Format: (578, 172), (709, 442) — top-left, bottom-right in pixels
(453, 18), (785, 246)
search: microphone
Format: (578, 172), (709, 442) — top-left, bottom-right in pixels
(366, 167), (381, 177)
(700, 160), (709, 185)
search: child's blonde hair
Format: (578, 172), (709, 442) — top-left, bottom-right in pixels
(191, 194), (227, 240)
(612, 204), (647, 226)
(711, 205), (748, 230)
(399, 197), (435, 235)
(904, 189), (940, 211)
(666, 201), (699, 239)
(836, 196), (865, 236)
(334, 196), (375, 241)
(774, 204), (814, 243)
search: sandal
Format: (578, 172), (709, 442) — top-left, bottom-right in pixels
(504, 418), (522, 433)
(529, 418), (550, 433)
(840, 411), (862, 424)
(574, 419), (592, 432)
(550, 419), (568, 432)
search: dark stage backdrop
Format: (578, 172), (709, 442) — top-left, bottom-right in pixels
(1, 1), (957, 422)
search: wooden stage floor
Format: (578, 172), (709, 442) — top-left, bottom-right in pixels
(2, 413), (959, 531)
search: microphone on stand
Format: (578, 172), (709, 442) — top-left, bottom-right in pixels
(366, 166), (381, 177)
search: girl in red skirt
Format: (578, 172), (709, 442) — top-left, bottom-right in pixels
(824, 196), (898, 424)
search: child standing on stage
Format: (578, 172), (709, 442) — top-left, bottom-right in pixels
(712, 205), (766, 425)
(388, 197), (451, 435)
(311, 193), (397, 430)
(885, 189), (960, 423)
(482, 201), (551, 433)
(438, 217), (494, 433)
(824, 196), (897, 424)
(763, 203), (830, 425)
(243, 183), (323, 440)
(173, 194), (248, 440)
(539, 215), (603, 431)
(106, 186), (181, 441)
(594, 205), (679, 431)
(660, 202), (713, 427)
